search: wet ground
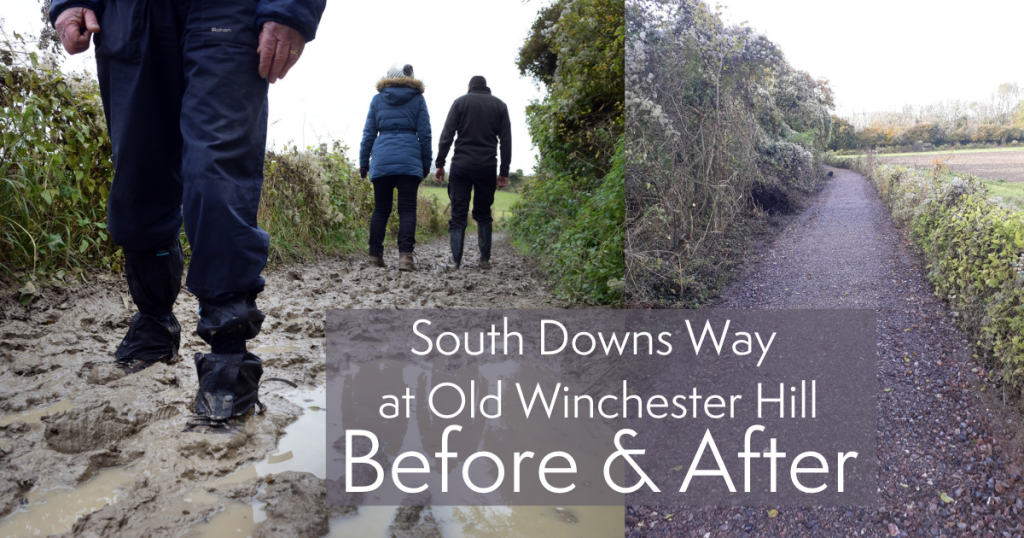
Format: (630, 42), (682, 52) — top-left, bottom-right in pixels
(0, 235), (626, 537)
(626, 168), (1024, 536)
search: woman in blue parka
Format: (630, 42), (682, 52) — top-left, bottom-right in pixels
(359, 64), (432, 271)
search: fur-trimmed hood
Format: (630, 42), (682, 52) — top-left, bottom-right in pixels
(376, 76), (425, 93)
(360, 74), (433, 181)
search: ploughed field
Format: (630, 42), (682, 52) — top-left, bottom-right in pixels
(875, 147), (1024, 182)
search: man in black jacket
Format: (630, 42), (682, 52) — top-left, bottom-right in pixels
(434, 76), (512, 269)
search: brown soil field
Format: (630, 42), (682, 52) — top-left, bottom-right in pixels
(875, 148), (1024, 182)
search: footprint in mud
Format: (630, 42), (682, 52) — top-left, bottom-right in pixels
(42, 401), (143, 454)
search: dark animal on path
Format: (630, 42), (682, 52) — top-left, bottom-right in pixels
(827, 170), (834, 177)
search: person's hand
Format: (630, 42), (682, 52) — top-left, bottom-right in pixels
(359, 167), (368, 179)
(55, 8), (100, 55)
(423, 168), (430, 179)
(434, 167), (445, 186)
(257, 22), (306, 83)
(497, 176), (509, 190)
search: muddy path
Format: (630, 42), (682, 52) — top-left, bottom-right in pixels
(0, 234), (577, 537)
(627, 168), (1024, 537)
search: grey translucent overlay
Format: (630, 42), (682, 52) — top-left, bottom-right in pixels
(326, 310), (876, 507)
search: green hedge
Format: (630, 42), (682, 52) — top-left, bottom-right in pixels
(1, 33), (119, 278)
(509, 136), (624, 304)
(260, 145), (446, 264)
(510, 0), (624, 305)
(869, 164), (1024, 390)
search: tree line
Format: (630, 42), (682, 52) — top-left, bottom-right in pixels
(831, 83), (1024, 151)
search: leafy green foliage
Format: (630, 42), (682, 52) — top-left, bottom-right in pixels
(828, 115), (857, 152)
(509, 0), (625, 305)
(510, 137), (625, 304)
(234, 143), (449, 264)
(261, 144), (371, 262)
(869, 164), (1024, 393)
(517, 4), (563, 87)
(0, 30), (119, 279)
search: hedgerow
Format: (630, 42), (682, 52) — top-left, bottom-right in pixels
(869, 164), (1024, 392)
(1, 30), (118, 279)
(625, 0), (833, 306)
(260, 145), (446, 264)
(508, 0), (625, 305)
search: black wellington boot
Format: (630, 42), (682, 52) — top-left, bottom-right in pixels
(115, 238), (184, 373)
(449, 228), (465, 269)
(477, 222), (492, 269)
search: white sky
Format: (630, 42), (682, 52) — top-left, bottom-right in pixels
(2, 0), (545, 173)
(713, 0), (1024, 118)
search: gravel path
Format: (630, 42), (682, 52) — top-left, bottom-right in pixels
(626, 168), (1024, 537)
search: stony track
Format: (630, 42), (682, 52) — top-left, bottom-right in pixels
(626, 168), (1024, 537)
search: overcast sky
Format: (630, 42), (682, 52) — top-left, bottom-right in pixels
(713, 0), (1024, 118)
(2, 0), (545, 173)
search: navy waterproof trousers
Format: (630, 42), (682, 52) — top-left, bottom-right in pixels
(95, 0), (270, 302)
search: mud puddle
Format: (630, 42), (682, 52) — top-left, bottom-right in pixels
(0, 468), (132, 537)
(0, 399), (75, 427)
(0, 234), (563, 537)
(326, 357), (624, 537)
(183, 387), (325, 537)
(329, 505), (624, 538)
(180, 492), (262, 538)
(253, 345), (300, 354)
(193, 382), (622, 538)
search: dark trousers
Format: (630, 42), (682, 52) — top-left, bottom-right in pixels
(447, 166), (496, 230)
(369, 175), (420, 255)
(95, 0), (269, 303)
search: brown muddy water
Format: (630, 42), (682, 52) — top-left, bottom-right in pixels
(184, 387), (622, 538)
(0, 237), (624, 537)
(0, 468), (133, 537)
(0, 385), (620, 538)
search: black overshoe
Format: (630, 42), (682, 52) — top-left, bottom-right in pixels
(115, 238), (184, 373)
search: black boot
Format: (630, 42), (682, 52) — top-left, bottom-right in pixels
(449, 228), (465, 269)
(187, 289), (267, 431)
(115, 238), (184, 373)
(187, 352), (263, 425)
(477, 222), (492, 269)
